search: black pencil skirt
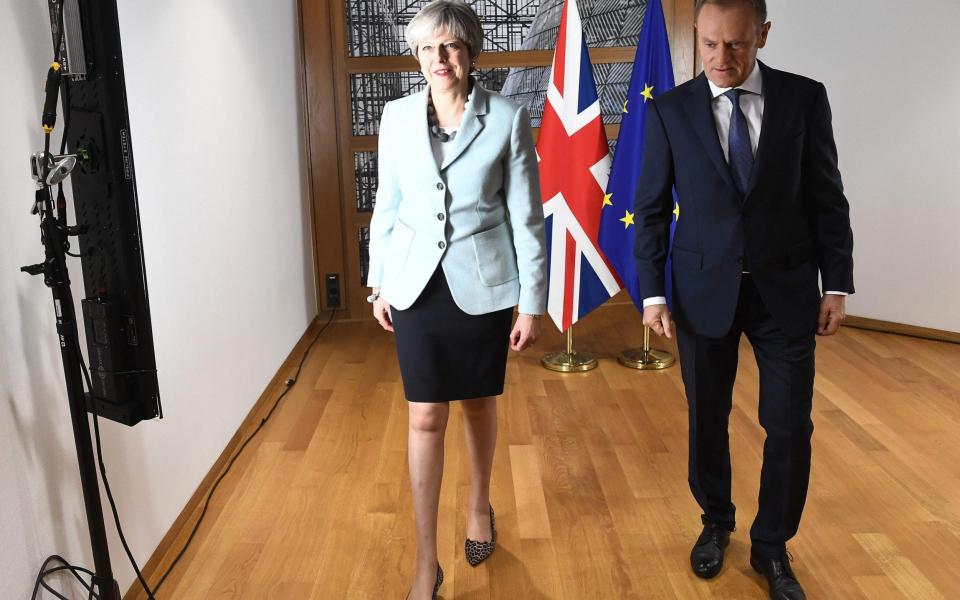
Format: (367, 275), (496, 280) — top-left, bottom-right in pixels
(391, 268), (513, 403)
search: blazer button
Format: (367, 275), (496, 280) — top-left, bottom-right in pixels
(438, 241), (446, 249)
(436, 182), (445, 191)
(437, 213), (445, 221)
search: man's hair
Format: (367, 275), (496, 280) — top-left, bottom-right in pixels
(694, 0), (767, 25)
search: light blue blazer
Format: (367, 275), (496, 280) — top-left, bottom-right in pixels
(366, 82), (547, 316)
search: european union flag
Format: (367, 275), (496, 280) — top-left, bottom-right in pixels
(597, 0), (677, 309)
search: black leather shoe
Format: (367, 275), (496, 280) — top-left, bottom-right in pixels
(690, 522), (731, 578)
(750, 551), (806, 600)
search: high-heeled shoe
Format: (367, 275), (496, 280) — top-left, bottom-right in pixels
(433, 564), (443, 599)
(465, 505), (496, 566)
(404, 563), (443, 600)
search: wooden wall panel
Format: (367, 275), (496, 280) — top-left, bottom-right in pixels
(301, 0), (346, 317)
(663, 0), (698, 83)
(325, 0), (369, 319)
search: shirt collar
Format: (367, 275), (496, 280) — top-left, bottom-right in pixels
(708, 60), (763, 99)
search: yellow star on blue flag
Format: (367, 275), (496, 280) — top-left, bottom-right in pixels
(596, 0), (678, 310)
(641, 84), (655, 102)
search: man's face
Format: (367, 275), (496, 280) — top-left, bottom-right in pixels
(696, 2), (771, 88)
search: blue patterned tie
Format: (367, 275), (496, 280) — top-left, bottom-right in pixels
(724, 88), (753, 196)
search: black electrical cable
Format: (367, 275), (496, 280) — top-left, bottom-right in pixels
(42, 566), (98, 596)
(152, 308), (338, 593)
(39, 581), (70, 600)
(91, 413), (157, 600)
(71, 342), (157, 600)
(42, 566), (98, 597)
(31, 555), (100, 600)
(39, 568), (97, 600)
(58, 69), (70, 155)
(31, 558), (73, 600)
(51, 308), (336, 597)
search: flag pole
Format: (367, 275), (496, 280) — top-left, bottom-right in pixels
(542, 325), (598, 372)
(617, 325), (675, 370)
(594, 0), (678, 371)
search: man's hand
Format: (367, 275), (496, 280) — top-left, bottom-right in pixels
(510, 314), (541, 351)
(642, 303), (673, 339)
(817, 294), (846, 336)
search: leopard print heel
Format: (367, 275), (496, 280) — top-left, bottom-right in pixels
(465, 506), (497, 566)
(433, 564), (443, 599)
(404, 564), (442, 600)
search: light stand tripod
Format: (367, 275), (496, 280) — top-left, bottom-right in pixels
(22, 93), (123, 600)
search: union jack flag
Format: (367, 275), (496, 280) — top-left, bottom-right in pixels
(537, 0), (621, 331)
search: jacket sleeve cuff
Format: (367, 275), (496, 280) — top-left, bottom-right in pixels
(518, 296), (546, 316)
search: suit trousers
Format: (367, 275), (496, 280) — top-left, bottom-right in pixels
(676, 275), (816, 559)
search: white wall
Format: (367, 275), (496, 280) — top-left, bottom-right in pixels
(762, 0), (960, 332)
(0, 0), (316, 597)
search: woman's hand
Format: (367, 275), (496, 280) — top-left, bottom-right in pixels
(372, 294), (394, 332)
(509, 313), (541, 351)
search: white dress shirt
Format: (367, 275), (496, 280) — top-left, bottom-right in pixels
(643, 61), (845, 309)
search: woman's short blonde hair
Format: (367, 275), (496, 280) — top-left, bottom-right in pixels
(405, 0), (484, 62)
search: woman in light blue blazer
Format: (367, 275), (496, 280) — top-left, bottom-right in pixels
(365, 2), (547, 597)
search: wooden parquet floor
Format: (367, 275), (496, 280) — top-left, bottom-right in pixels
(151, 304), (960, 599)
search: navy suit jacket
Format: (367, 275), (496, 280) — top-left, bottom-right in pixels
(634, 61), (854, 338)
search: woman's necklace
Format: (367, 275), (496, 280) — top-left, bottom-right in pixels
(427, 82), (473, 143)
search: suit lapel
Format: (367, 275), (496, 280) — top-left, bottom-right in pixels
(440, 81), (488, 171)
(412, 87), (443, 181)
(683, 74), (738, 194)
(744, 61), (782, 202)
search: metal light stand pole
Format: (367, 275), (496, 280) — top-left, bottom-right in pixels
(541, 325), (599, 372)
(22, 181), (122, 600)
(617, 325), (675, 370)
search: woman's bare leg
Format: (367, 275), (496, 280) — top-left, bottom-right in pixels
(407, 401), (449, 598)
(461, 396), (497, 541)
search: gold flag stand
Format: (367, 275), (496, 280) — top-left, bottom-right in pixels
(541, 326), (598, 372)
(617, 325), (675, 370)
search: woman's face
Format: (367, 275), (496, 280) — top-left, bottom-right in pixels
(416, 30), (471, 94)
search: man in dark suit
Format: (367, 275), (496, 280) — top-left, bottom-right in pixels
(633, 1), (854, 598)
